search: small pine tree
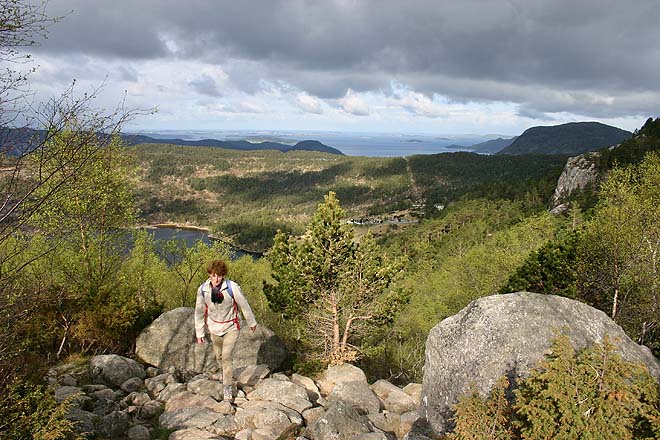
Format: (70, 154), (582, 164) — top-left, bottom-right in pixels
(450, 376), (516, 440)
(264, 192), (403, 365)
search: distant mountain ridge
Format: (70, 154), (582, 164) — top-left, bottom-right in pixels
(0, 127), (344, 156)
(123, 133), (344, 155)
(497, 122), (632, 155)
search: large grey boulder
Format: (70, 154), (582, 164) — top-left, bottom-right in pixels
(90, 355), (146, 387)
(422, 292), (660, 435)
(135, 307), (288, 373)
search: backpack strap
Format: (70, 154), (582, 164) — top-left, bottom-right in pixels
(225, 279), (235, 300)
(225, 279), (240, 330)
(205, 279), (241, 331)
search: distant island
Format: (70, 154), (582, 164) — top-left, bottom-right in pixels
(0, 127), (344, 156)
(123, 133), (344, 155)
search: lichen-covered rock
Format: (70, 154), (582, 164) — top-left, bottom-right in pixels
(305, 400), (373, 440)
(235, 364), (270, 387)
(159, 407), (225, 431)
(421, 292), (660, 435)
(316, 363), (368, 396)
(65, 408), (98, 436)
(98, 410), (130, 438)
(166, 390), (231, 414)
(139, 400), (164, 420)
(401, 384), (421, 404)
(121, 377), (144, 393)
(90, 354), (146, 387)
(169, 428), (225, 440)
(302, 406), (326, 426)
(328, 380), (381, 415)
(291, 373), (321, 403)
(247, 378), (313, 413)
(54, 386), (84, 403)
(187, 378), (224, 400)
(367, 412), (401, 437)
(370, 380), (417, 414)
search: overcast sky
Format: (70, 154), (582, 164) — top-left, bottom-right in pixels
(22, 0), (660, 135)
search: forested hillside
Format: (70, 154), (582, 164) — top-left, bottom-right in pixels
(498, 121), (632, 155)
(131, 144), (566, 251)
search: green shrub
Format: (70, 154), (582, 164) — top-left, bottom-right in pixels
(515, 335), (660, 440)
(499, 231), (579, 297)
(0, 378), (79, 440)
(450, 335), (660, 440)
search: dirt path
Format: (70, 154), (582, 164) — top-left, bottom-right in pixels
(405, 157), (424, 204)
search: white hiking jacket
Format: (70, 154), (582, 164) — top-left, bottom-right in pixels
(194, 278), (257, 338)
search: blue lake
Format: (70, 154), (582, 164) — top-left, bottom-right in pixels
(143, 227), (262, 259)
(145, 227), (211, 247)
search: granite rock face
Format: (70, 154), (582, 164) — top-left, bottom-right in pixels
(421, 292), (660, 435)
(549, 152), (601, 213)
(135, 307), (288, 373)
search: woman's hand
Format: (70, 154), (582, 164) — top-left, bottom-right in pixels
(196, 336), (205, 344)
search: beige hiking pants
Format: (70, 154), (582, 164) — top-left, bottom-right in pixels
(210, 329), (240, 387)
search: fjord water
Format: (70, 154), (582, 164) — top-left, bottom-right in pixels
(136, 130), (491, 157)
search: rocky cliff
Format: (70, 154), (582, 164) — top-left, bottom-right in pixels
(548, 151), (601, 213)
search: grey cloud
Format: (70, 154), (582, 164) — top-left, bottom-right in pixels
(117, 65), (139, 82)
(189, 74), (222, 97)
(35, 0), (169, 59)
(30, 0), (660, 120)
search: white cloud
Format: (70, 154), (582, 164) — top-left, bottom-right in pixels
(295, 93), (324, 114)
(340, 89), (370, 116)
(394, 90), (448, 118)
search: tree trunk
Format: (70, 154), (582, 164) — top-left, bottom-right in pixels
(332, 303), (340, 357)
(341, 317), (354, 353)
